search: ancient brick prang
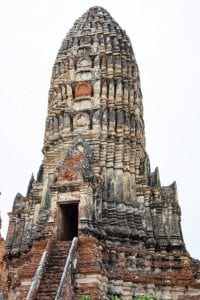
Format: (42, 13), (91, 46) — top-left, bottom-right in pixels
(1, 6), (200, 300)
(43, 4), (184, 251)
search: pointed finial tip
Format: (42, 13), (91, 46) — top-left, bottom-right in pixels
(88, 6), (108, 13)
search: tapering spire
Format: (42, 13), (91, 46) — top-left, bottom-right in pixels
(7, 5), (184, 256)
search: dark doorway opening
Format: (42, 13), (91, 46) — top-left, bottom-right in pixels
(59, 203), (78, 241)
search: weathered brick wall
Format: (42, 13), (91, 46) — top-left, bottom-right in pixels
(62, 272), (74, 300)
(75, 235), (106, 300)
(8, 240), (48, 299)
(2, 234), (200, 299)
(0, 238), (8, 298)
(74, 236), (200, 299)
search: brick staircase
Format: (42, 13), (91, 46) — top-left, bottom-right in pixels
(35, 241), (71, 300)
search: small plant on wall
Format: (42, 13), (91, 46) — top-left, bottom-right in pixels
(78, 296), (92, 300)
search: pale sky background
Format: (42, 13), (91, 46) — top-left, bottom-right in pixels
(0, 0), (200, 259)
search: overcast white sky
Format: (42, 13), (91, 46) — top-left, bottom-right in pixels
(0, 0), (200, 259)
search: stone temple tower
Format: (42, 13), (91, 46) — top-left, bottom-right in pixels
(0, 6), (200, 300)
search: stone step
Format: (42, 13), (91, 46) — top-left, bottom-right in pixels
(45, 267), (64, 272)
(37, 287), (59, 296)
(36, 292), (57, 296)
(51, 249), (70, 252)
(50, 251), (70, 256)
(50, 253), (68, 256)
(52, 242), (71, 247)
(39, 277), (61, 284)
(46, 261), (66, 267)
(37, 288), (58, 294)
(51, 245), (70, 249)
(47, 256), (68, 261)
(46, 261), (66, 266)
(44, 263), (66, 269)
(35, 294), (57, 300)
(36, 291), (57, 298)
(39, 272), (62, 279)
(37, 282), (60, 288)
(39, 279), (61, 284)
(52, 244), (71, 247)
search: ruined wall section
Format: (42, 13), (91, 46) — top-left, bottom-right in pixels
(75, 236), (200, 300)
(7, 240), (48, 300)
(6, 172), (47, 257)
